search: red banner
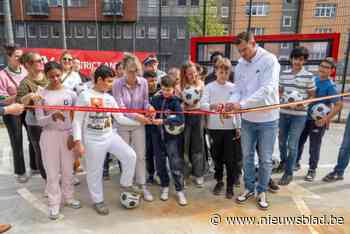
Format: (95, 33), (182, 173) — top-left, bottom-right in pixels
(22, 48), (153, 76)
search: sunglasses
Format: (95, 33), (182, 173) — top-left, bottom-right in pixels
(62, 57), (73, 62)
(31, 59), (43, 64)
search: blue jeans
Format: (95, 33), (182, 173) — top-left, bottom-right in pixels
(279, 113), (307, 176)
(334, 113), (350, 176)
(241, 119), (278, 194)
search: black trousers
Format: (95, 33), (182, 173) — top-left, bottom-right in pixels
(26, 125), (46, 179)
(209, 129), (240, 187)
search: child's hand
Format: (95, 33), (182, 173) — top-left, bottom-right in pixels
(152, 119), (163, 126)
(146, 106), (156, 119)
(135, 114), (152, 125)
(315, 117), (330, 127)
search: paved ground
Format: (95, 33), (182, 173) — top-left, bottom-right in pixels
(0, 115), (350, 234)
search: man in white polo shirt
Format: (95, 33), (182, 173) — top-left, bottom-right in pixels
(226, 32), (280, 210)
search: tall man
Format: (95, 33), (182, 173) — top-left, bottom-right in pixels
(226, 32), (280, 210)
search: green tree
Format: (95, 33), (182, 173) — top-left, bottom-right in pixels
(188, 0), (225, 37)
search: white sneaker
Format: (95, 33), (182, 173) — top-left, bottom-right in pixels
(142, 186), (154, 202)
(236, 189), (255, 204)
(160, 187), (169, 201)
(65, 199), (81, 209)
(72, 176), (80, 186)
(195, 177), (204, 187)
(176, 191), (188, 206)
(256, 192), (269, 210)
(48, 206), (60, 220)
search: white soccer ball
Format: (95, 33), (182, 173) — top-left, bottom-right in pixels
(164, 115), (185, 135)
(120, 191), (140, 209)
(182, 86), (201, 106)
(281, 90), (303, 104)
(310, 103), (331, 121)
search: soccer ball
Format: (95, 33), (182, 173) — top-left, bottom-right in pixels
(164, 115), (185, 135)
(281, 90), (303, 104)
(182, 86), (201, 106)
(120, 191), (140, 209)
(310, 103), (331, 121)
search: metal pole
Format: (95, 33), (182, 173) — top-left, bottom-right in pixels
(203, 0), (207, 36)
(247, 0), (253, 33)
(337, 32), (350, 122)
(61, 0), (67, 49)
(158, 0), (162, 58)
(4, 0), (14, 44)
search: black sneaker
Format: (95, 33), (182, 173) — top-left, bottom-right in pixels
(94, 202), (109, 216)
(294, 162), (301, 172)
(225, 187), (234, 199)
(268, 179), (280, 193)
(236, 190), (255, 204)
(278, 173), (293, 186)
(322, 172), (344, 183)
(273, 162), (285, 174)
(304, 169), (316, 182)
(213, 181), (224, 195)
(146, 176), (154, 185)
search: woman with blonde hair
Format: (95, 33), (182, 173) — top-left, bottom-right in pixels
(112, 53), (154, 201)
(60, 51), (83, 92)
(180, 61), (206, 187)
(17, 51), (48, 180)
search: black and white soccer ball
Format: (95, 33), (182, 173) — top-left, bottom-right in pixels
(310, 103), (331, 121)
(120, 191), (140, 209)
(164, 115), (185, 135)
(182, 86), (201, 106)
(281, 90), (303, 104)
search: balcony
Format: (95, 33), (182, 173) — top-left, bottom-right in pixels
(26, 0), (49, 16)
(102, 0), (123, 16)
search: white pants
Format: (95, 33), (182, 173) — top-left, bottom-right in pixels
(84, 130), (136, 203)
(118, 126), (146, 185)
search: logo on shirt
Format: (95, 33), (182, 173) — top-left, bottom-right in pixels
(256, 70), (260, 74)
(63, 100), (69, 106)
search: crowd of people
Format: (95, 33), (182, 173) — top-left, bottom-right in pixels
(0, 31), (350, 229)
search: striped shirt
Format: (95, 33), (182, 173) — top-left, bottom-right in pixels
(279, 68), (316, 116)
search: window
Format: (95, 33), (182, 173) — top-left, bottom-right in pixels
(283, 16), (292, 27)
(49, 0), (62, 6)
(315, 4), (336, 17)
(315, 27), (332, 33)
(148, 25), (157, 39)
(280, 42), (291, 49)
(15, 23), (25, 38)
(102, 24), (112, 38)
(221, 6), (229, 18)
(149, 0), (156, 8)
(223, 25), (229, 35)
(39, 25), (49, 38)
(177, 26), (186, 39)
(210, 7), (217, 17)
(285, 0), (292, 3)
(75, 25), (85, 38)
(245, 2), (270, 16)
(161, 0), (168, 7)
(136, 25), (145, 39)
(115, 25), (122, 38)
(86, 25), (96, 38)
(65, 24), (74, 38)
(123, 25), (132, 39)
(178, 0), (186, 7)
(51, 25), (60, 38)
(191, 0), (199, 7)
(27, 24), (37, 38)
(250, 27), (264, 35)
(161, 25), (169, 39)
(67, 0), (88, 7)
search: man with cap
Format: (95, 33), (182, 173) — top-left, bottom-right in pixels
(143, 55), (166, 83)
